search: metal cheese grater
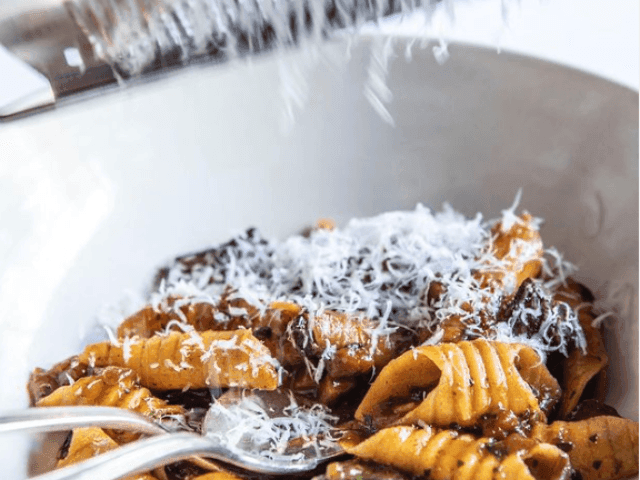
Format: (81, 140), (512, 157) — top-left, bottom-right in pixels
(0, 0), (444, 120)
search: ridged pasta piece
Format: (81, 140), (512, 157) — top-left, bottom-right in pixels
(479, 213), (543, 294)
(78, 330), (279, 390)
(37, 367), (184, 416)
(344, 426), (571, 480)
(118, 299), (302, 367)
(57, 427), (157, 480)
(553, 280), (608, 418)
(533, 416), (639, 480)
(355, 339), (560, 429)
(41, 373), (224, 471)
(56, 427), (116, 468)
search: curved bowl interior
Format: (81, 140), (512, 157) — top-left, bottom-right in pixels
(0, 37), (637, 478)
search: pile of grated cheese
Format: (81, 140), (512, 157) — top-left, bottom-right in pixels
(150, 197), (585, 361)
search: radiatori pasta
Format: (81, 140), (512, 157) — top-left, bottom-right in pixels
(343, 425), (572, 480)
(354, 339), (561, 430)
(36, 367), (185, 418)
(27, 205), (638, 480)
(78, 330), (280, 390)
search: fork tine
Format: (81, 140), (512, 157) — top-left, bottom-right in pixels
(0, 407), (167, 436)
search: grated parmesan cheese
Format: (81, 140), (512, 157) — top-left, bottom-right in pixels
(122, 336), (134, 364)
(153, 200), (585, 361)
(101, 324), (121, 347)
(63, 372), (76, 386)
(205, 392), (339, 460)
(397, 426), (413, 442)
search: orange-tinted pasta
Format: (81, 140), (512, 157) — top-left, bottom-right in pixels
(57, 427), (157, 480)
(320, 459), (410, 479)
(191, 474), (244, 480)
(479, 213), (544, 293)
(559, 308), (608, 419)
(118, 299), (303, 368)
(292, 310), (408, 379)
(36, 367), (185, 443)
(78, 330), (279, 390)
(36, 367), (185, 418)
(344, 425), (571, 480)
(553, 281), (609, 418)
(533, 416), (639, 480)
(355, 339), (560, 430)
(28, 355), (90, 405)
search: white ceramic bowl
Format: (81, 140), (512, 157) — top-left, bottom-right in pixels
(0, 37), (637, 478)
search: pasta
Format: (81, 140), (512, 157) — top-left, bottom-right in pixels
(481, 213), (544, 294)
(343, 425), (571, 480)
(119, 298), (304, 368)
(355, 339), (561, 430)
(36, 367), (185, 417)
(78, 330), (280, 390)
(26, 205), (638, 480)
(28, 355), (89, 405)
(36, 367), (185, 443)
(57, 427), (157, 480)
(318, 459), (410, 479)
(191, 474), (244, 480)
(532, 416), (639, 480)
(553, 280), (609, 418)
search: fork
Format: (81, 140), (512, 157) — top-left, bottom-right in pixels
(35, 430), (344, 479)
(0, 406), (168, 437)
(1, 404), (344, 479)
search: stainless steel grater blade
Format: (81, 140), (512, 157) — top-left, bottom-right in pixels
(0, 0), (443, 120)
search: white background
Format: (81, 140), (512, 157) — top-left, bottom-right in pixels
(374, 0), (640, 90)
